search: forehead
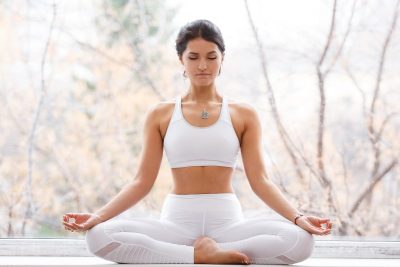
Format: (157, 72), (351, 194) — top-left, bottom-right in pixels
(185, 38), (219, 54)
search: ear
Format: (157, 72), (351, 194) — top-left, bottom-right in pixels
(179, 55), (184, 65)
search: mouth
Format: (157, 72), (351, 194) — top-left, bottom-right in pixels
(196, 74), (211, 76)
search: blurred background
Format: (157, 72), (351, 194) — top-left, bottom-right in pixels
(0, 0), (399, 240)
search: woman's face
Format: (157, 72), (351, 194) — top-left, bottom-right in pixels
(180, 37), (224, 86)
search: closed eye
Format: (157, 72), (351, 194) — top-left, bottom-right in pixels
(189, 57), (217, 60)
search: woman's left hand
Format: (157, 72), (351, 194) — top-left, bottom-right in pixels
(295, 215), (332, 235)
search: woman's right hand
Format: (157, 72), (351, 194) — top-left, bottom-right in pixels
(62, 213), (103, 233)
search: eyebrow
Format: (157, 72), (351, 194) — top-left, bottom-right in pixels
(188, 51), (217, 55)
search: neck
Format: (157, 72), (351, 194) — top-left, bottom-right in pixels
(185, 84), (220, 104)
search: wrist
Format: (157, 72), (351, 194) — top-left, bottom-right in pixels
(94, 213), (106, 223)
(293, 213), (304, 225)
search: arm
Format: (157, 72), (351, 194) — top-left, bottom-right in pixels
(94, 103), (164, 222)
(240, 104), (332, 235)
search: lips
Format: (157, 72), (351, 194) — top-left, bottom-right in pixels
(196, 74), (211, 76)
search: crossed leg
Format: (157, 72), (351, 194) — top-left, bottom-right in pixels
(86, 216), (314, 264)
(85, 217), (196, 264)
(210, 216), (315, 264)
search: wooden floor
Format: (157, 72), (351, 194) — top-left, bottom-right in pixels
(1, 257), (400, 266)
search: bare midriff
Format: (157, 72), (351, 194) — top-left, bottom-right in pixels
(160, 99), (243, 195)
(170, 166), (235, 194)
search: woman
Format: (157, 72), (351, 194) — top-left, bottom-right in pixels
(62, 19), (332, 265)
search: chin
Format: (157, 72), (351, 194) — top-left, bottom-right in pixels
(193, 78), (215, 85)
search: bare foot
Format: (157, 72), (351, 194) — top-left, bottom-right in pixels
(194, 236), (250, 264)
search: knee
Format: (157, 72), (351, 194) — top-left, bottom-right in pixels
(287, 228), (314, 263)
(85, 222), (117, 257)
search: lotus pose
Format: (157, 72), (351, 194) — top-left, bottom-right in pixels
(62, 19), (332, 265)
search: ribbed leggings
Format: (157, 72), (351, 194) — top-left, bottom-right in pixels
(85, 193), (314, 264)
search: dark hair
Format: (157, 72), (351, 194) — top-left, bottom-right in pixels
(175, 19), (225, 58)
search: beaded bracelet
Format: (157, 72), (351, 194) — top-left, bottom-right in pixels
(294, 214), (304, 225)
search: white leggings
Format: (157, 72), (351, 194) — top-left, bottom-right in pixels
(85, 193), (314, 264)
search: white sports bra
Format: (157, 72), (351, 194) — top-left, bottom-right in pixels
(163, 94), (240, 168)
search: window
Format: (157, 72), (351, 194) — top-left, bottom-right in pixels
(1, 0), (398, 251)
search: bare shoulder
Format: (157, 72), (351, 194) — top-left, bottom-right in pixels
(156, 99), (176, 112)
(147, 99), (176, 137)
(145, 99), (175, 119)
(227, 98), (259, 123)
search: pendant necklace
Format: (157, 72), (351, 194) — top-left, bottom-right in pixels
(201, 106), (209, 119)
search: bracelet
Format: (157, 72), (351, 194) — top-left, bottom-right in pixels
(293, 214), (304, 225)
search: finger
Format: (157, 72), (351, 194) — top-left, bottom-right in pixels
(308, 218), (325, 227)
(63, 214), (77, 224)
(318, 218), (330, 224)
(319, 227), (332, 235)
(312, 229), (326, 235)
(325, 222), (332, 230)
(62, 215), (70, 223)
(63, 222), (78, 230)
(321, 223), (327, 229)
(63, 221), (73, 227)
(308, 225), (328, 235)
(305, 220), (321, 229)
(322, 220), (333, 229)
(304, 224), (320, 234)
(68, 217), (76, 223)
(315, 229), (329, 235)
(72, 222), (86, 230)
(322, 227), (331, 233)
(65, 213), (79, 219)
(322, 221), (332, 230)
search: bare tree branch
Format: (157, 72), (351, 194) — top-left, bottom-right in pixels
(376, 112), (399, 142)
(341, 2), (400, 231)
(315, 0), (338, 214)
(61, 6), (166, 100)
(22, 0), (57, 235)
(50, 146), (89, 212)
(316, 0), (337, 188)
(349, 159), (398, 215)
(324, 0), (358, 75)
(336, 147), (350, 210)
(61, 29), (134, 69)
(368, 0), (399, 178)
(344, 64), (368, 116)
(243, 0), (306, 183)
(117, 0), (166, 100)
(262, 143), (291, 196)
(318, 0), (338, 72)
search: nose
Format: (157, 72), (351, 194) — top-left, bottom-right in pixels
(198, 59), (207, 70)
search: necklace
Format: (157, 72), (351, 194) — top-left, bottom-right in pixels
(201, 106), (209, 119)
